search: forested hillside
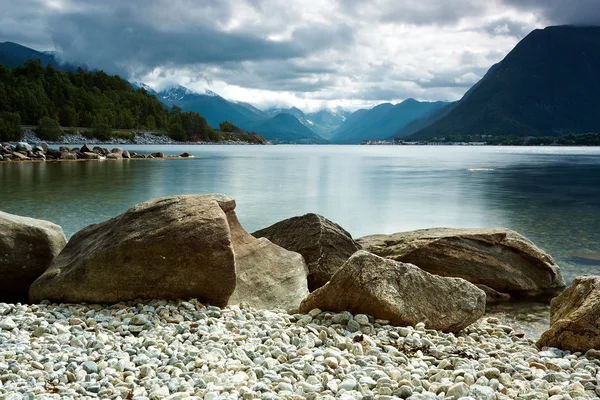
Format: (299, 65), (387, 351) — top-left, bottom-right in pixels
(0, 60), (264, 143)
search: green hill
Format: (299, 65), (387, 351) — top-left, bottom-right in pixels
(0, 60), (264, 143)
(411, 26), (600, 140)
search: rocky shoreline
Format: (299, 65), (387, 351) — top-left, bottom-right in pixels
(1, 300), (599, 400)
(1, 195), (599, 399)
(0, 142), (194, 162)
(20, 130), (265, 146)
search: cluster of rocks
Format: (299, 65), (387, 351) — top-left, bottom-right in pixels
(20, 130), (265, 146)
(0, 142), (193, 162)
(1, 301), (599, 400)
(1, 194), (600, 395)
(21, 130), (179, 146)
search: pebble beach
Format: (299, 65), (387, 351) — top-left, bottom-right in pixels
(1, 300), (599, 400)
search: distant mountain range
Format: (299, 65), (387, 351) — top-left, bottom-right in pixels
(402, 26), (600, 140)
(1, 41), (449, 143)
(330, 99), (449, 143)
(7, 26), (600, 143)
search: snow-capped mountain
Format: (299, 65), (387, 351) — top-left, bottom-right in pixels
(158, 85), (220, 103)
(131, 82), (158, 95)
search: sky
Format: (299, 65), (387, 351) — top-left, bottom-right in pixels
(1, 0), (599, 112)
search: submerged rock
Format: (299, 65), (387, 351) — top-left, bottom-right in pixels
(537, 276), (600, 352)
(253, 213), (361, 291)
(0, 211), (66, 303)
(299, 250), (486, 332)
(358, 227), (565, 302)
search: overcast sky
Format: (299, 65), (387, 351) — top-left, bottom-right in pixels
(1, 0), (598, 111)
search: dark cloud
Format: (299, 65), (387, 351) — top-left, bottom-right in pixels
(479, 18), (533, 38)
(40, 1), (354, 77)
(4, 0), (594, 108)
(502, 0), (600, 26)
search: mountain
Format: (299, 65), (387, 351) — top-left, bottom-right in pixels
(247, 113), (326, 143)
(156, 85), (265, 129)
(410, 26), (600, 140)
(393, 102), (457, 138)
(331, 99), (449, 143)
(157, 86), (328, 142)
(0, 42), (85, 71)
(265, 106), (313, 129)
(0, 42), (57, 69)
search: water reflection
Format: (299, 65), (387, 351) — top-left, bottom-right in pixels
(2, 145), (600, 286)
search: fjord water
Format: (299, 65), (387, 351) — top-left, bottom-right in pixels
(2, 145), (600, 285)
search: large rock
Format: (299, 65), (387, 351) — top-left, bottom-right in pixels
(227, 210), (309, 312)
(253, 214), (361, 291)
(30, 194), (309, 310)
(30, 195), (238, 306)
(358, 228), (565, 302)
(82, 152), (101, 160)
(299, 251), (486, 332)
(60, 151), (77, 160)
(11, 152), (29, 160)
(537, 276), (600, 352)
(0, 212), (66, 303)
(16, 142), (32, 152)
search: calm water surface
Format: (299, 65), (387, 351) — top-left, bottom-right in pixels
(2, 145), (600, 287)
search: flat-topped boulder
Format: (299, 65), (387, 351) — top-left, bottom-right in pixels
(0, 211), (66, 303)
(30, 194), (239, 306)
(358, 228), (565, 302)
(253, 213), (361, 291)
(299, 250), (486, 332)
(537, 276), (600, 352)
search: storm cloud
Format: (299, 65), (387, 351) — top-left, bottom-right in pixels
(0, 0), (596, 110)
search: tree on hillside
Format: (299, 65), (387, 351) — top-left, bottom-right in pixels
(35, 116), (63, 141)
(0, 112), (23, 142)
(219, 120), (236, 133)
(91, 118), (113, 141)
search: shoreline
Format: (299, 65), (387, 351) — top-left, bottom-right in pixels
(1, 299), (598, 399)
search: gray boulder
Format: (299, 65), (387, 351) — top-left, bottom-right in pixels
(227, 209), (309, 312)
(30, 195), (239, 306)
(11, 152), (29, 161)
(299, 251), (485, 332)
(0, 211), (66, 303)
(16, 142), (32, 152)
(359, 228), (565, 302)
(122, 150), (131, 159)
(253, 213), (361, 291)
(60, 152), (77, 160)
(82, 152), (101, 160)
(537, 276), (600, 352)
